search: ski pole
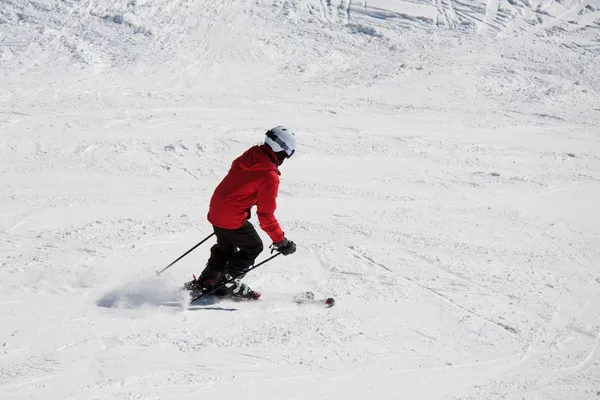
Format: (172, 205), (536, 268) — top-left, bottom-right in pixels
(190, 252), (281, 303)
(156, 232), (215, 276)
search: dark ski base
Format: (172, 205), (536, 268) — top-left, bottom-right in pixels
(187, 290), (335, 308)
(187, 290), (260, 304)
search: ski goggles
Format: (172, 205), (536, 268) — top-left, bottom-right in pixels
(266, 130), (295, 158)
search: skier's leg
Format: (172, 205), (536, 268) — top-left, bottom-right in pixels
(220, 222), (263, 299)
(185, 226), (235, 293)
(186, 223), (263, 298)
(226, 221), (264, 277)
(197, 246), (227, 287)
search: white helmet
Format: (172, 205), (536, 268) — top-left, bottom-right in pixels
(265, 126), (296, 158)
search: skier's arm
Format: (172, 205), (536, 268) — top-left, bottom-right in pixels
(256, 174), (285, 243)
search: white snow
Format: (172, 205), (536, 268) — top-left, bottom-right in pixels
(1, 0), (600, 398)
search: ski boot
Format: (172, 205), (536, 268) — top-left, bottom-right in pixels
(183, 271), (228, 297)
(222, 274), (261, 300)
(183, 274), (203, 291)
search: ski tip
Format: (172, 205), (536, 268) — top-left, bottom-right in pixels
(325, 297), (335, 308)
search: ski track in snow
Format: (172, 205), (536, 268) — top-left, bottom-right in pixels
(1, 0), (600, 399)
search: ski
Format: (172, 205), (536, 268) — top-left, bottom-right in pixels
(187, 290), (335, 308)
(286, 291), (336, 308)
(186, 290), (259, 304)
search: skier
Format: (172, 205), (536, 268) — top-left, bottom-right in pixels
(184, 126), (298, 299)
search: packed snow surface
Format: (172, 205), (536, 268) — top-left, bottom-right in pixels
(1, 0), (599, 399)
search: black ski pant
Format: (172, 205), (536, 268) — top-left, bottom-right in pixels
(201, 221), (264, 282)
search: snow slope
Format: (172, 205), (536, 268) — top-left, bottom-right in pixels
(1, 0), (600, 399)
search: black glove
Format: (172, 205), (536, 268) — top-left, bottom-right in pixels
(272, 238), (296, 255)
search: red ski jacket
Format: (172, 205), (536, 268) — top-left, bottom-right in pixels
(207, 145), (285, 243)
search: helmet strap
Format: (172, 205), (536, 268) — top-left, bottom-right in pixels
(275, 151), (287, 165)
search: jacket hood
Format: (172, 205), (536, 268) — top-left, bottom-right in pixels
(233, 145), (281, 174)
